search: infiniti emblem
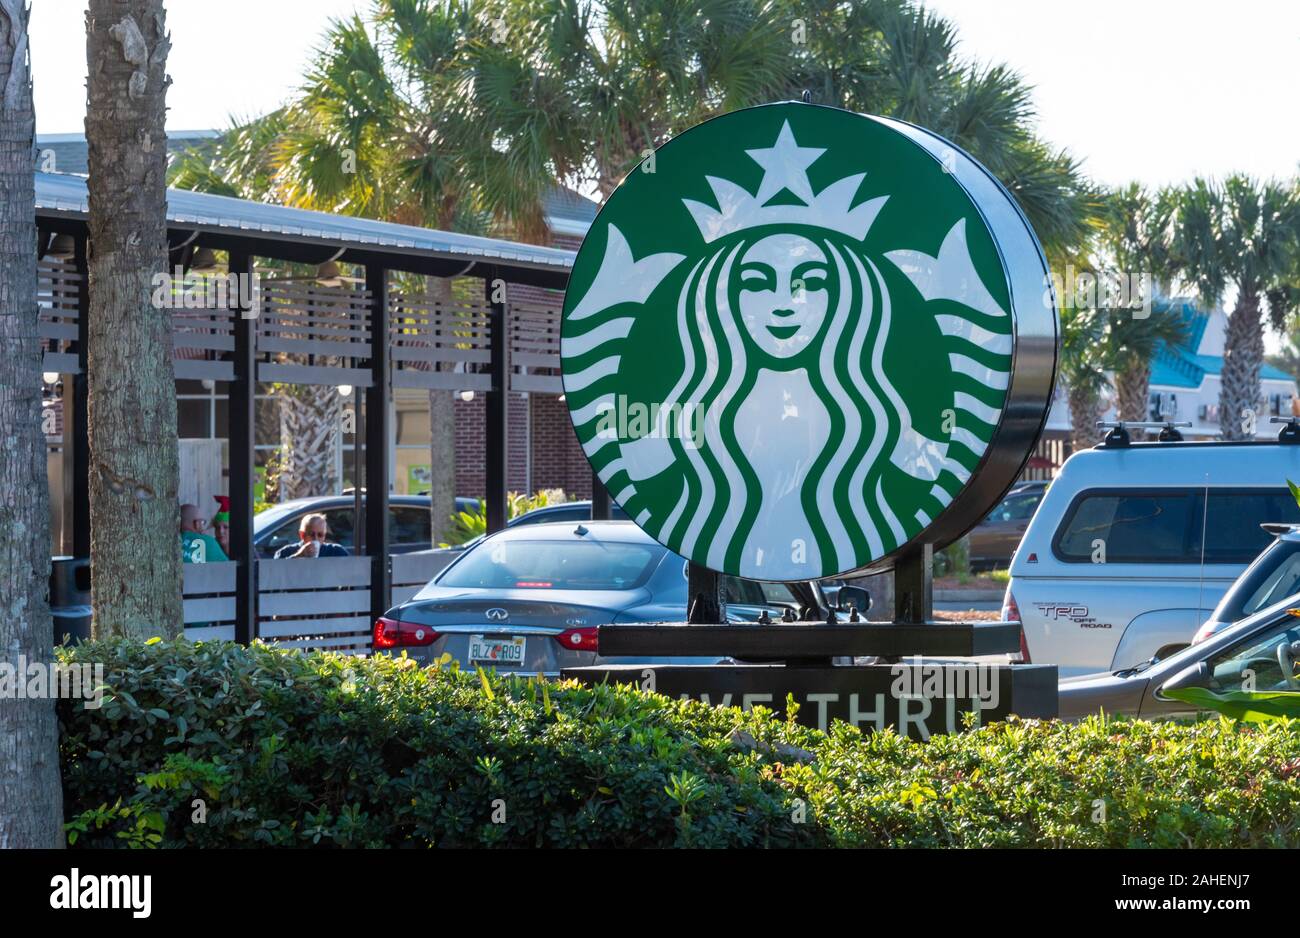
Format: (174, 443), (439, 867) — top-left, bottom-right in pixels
(485, 608), (509, 621)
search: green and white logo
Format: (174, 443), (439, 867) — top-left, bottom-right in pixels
(562, 103), (1042, 581)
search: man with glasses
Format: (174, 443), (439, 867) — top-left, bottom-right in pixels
(180, 503), (228, 564)
(275, 513), (349, 559)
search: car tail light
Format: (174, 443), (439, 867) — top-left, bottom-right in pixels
(1001, 589), (1030, 663)
(553, 626), (599, 652)
(372, 616), (439, 649)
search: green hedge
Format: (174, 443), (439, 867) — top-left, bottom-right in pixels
(58, 639), (1300, 847)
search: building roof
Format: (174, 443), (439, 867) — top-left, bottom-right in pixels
(37, 130), (220, 175)
(1150, 302), (1293, 389)
(36, 170), (576, 274)
(36, 129), (600, 240)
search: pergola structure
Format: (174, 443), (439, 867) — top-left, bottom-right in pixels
(35, 171), (609, 651)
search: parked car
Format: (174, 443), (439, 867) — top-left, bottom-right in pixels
(1058, 590), (1300, 720)
(254, 494), (478, 558)
(408, 498), (629, 570)
(1191, 523), (1300, 644)
(968, 485), (1046, 571)
(1005, 436), (1300, 678)
(372, 519), (851, 675)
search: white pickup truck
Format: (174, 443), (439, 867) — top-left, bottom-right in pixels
(1004, 431), (1300, 678)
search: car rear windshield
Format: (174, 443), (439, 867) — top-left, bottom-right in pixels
(1054, 488), (1300, 564)
(438, 539), (663, 590)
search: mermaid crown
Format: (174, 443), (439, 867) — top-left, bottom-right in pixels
(682, 119), (888, 244)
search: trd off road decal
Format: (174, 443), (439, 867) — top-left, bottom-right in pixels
(561, 102), (1056, 580)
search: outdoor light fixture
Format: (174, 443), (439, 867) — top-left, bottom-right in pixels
(43, 234), (75, 260)
(42, 372), (59, 385)
(189, 247), (220, 273)
(316, 260), (344, 287)
(458, 390), (475, 402)
(337, 384), (353, 398)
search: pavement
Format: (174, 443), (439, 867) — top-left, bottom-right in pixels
(934, 600), (1001, 613)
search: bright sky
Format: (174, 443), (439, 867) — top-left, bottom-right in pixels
(30, 0), (361, 134)
(31, 0), (1299, 190)
(924, 0), (1300, 187)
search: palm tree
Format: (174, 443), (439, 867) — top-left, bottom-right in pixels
(1097, 184), (1180, 429)
(85, 0), (182, 638)
(786, 0), (1101, 269)
(0, 0), (63, 848)
(1171, 175), (1300, 440)
(1059, 303), (1112, 453)
(499, 0), (794, 200)
(1107, 300), (1190, 428)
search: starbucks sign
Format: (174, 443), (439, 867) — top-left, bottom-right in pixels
(561, 103), (1057, 581)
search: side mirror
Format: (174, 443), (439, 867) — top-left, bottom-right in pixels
(837, 585), (871, 614)
(1159, 660), (1211, 696)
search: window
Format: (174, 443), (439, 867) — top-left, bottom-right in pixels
(1203, 491), (1300, 564)
(1240, 550), (1300, 617)
(1055, 491), (1200, 563)
(987, 492), (1040, 523)
(723, 578), (800, 608)
(723, 577), (765, 606)
(1205, 616), (1300, 692)
(389, 507), (431, 549)
(320, 509), (355, 549)
(438, 540), (663, 591)
(1055, 488), (1300, 565)
(262, 518), (303, 556)
(177, 398), (211, 438)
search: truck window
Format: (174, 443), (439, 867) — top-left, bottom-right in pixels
(1054, 491), (1199, 563)
(1055, 488), (1300, 565)
(1202, 491), (1300, 563)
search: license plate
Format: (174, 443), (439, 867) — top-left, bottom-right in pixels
(468, 635), (526, 666)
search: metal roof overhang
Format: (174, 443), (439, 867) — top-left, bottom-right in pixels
(35, 171), (575, 290)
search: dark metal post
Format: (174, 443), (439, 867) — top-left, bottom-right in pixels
(71, 234), (90, 558)
(365, 265), (390, 620)
(228, 249), (258, 644)
(352, 399), (365, 555)
(484, 268), (508, 534)
(687, 562), (724, 623)
(893, 544), (933, 624)
(591, 469), (610, 520)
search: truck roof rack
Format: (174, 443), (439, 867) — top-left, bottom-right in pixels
(1095, 420), (1191, 447)
(1272, 416), (1300, 444)
(1094, 418), (1300, 447)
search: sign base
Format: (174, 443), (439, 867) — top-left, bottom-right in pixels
(562, 662), (1059, 738)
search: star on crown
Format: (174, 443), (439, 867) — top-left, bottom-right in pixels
(682, 120), (888, 243)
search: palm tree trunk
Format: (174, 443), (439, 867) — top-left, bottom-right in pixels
(0, 0), (63, 848)
(276, 383), (340, 500)
(1115, 360), (1151, 424)
(426, 275), (456, 544)
(1218, 293), (1265, 441)
(85, 0), (182, 639)
(1067, 384), (1106, 454)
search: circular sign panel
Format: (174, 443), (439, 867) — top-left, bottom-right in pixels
(561, 102), (1057, 581)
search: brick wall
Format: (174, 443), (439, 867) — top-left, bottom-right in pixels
(453, 391), (530, 498)
(531, 393), (592, 498)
